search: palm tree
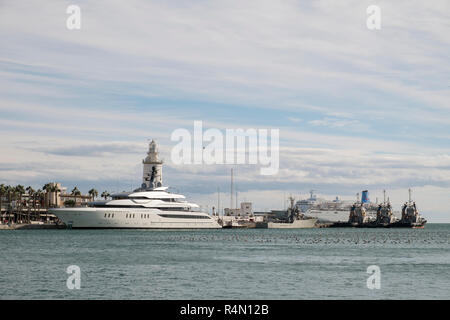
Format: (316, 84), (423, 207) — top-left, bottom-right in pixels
(0, 184), (6, 223)
(42, 183), (52, 209)
(15, 185), (25, 223)
(5, 185), (13, 223)
(26, 186), (35, 223)
(71, 187), (81, 207)
(35, 189), (43, 221)
(101, 191), (110, 200)
(88, 188), (98, 202)
(7, 185), (15, 222)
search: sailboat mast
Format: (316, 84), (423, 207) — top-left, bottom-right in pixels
(230, 168), (234, 210)
(217, 187), (220, 216)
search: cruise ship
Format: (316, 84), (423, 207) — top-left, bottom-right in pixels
(50, 141), (221, 229)
(295, 190), (324, 213)
(296, 190), (351, 222)
(298, 190), (378, 223)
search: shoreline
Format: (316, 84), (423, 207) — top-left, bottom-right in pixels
(0, 223), (66, 230)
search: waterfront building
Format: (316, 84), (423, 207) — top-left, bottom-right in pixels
(0, 182), (91, 224)
(224, 202), (253, 216)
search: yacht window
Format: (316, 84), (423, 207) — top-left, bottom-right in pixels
(104, 213), (107, 218)
(158, 214), (212, 219)
(126, 214), (128, 218)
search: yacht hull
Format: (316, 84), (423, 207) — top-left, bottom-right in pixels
(50, 208), (221, 229)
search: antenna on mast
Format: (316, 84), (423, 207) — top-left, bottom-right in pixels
(289, 195), (295, 209)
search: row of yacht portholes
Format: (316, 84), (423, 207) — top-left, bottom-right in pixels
(103, 213), (153, 219)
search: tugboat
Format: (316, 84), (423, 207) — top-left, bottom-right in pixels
(331, 191), (375, 227)
(391, 189), (427, 228)
(375, 190), (399, 227)
(348, 201), (370, 226)
(330, 189), (427, 228)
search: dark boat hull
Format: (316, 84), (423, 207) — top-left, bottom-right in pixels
(328, 220), (427, 228)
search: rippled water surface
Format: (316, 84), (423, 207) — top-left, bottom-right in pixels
(1, 224), (449, 299)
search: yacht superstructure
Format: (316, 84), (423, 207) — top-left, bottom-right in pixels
(50, 141), (220, 229)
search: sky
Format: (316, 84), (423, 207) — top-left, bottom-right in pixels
(0, 0), (449, 221)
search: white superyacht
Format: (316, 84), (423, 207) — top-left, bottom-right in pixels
(50, 141), (221, 229)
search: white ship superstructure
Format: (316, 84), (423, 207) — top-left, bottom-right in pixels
(50, 141), (220, 229)
(295, 190), (324, 213)
(299, 191), (379, 223)
(297, 191), (351, 222)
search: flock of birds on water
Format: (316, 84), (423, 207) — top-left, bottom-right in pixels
(145, 232), (448, 246)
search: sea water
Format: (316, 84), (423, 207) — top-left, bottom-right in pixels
(0, 224), (449, 300)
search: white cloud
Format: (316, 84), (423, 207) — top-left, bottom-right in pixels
(287, 117), (302, 123)
(308, 117), (363, 129)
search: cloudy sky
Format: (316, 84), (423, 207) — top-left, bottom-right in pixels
(1, 0), (449, 221)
